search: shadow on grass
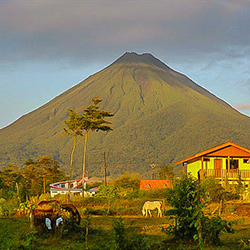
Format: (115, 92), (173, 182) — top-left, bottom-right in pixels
(1, 216), (250, 249)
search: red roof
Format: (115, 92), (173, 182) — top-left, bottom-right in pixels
(140, 180), (171, 190)
(175, 141), (250, 165)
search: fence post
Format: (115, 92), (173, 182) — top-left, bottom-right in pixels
(197, 170), (203, 249)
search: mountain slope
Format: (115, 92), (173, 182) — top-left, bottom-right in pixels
(0, 52), (250, 178)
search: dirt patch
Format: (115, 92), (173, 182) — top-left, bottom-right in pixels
(235, 203), (250, 216)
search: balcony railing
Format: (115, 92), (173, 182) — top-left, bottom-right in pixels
(200, 169), (250, 180)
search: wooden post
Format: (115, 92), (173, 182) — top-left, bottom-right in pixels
(16, 182), (21, 206)
(85, 215), (90, 250)
(218, 199), (223, 216)
(182, 163), (185, 174)
(197, 170), (202, 248)
(162, 199), (165, 214)
(104, 152), (107, 186)
(227, 156), (230, 179)
(107, 198), (110, 214)
(43, 175), (46, 194)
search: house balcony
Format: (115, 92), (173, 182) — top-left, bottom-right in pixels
(200, 169), (250, 181)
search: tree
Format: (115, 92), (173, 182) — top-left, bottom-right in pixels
(62, 109), (83, 180)
(158, 165), (174, 185)
(22, 157), (65, 198)
(0, 164), (21, 191)
(113, 172), (141, 191)
(80, 97), (113, 186)
(36, 156), (65, 194)
(22, 159), (42, 197)
(0, 164), (22, 199)
(164, 174), (234, 247)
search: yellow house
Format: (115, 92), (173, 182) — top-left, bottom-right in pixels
(175, 142), (250, 186)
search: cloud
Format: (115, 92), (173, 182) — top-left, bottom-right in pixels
(234, 104), (250, 110)
(1, 0), (250, 68)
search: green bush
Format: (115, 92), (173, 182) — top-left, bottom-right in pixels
(82, 207), (114, 216)
(201, 216), (234, 245)
(164, 174), (234, 247)
(0, 197), (19, 217)
(137, 188), (169, 199)
(62, 214), (80, 236)
(96, 185), (118, 198)
(112, 218), (149, 250)
(202, 177), (241, 203)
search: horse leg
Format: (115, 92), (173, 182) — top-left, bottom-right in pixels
(148, 210), (152, 217)
(157, 207), (162, 217)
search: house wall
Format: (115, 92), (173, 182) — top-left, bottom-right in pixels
(240, 158), (250, 170)
(187, 157), (250, 178)
(187, 160), (201, 178)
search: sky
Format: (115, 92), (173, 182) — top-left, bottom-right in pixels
(0, 0), (250, 129)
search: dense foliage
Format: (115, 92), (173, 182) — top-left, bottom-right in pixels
(112, 218), (149, 250)
(157, 165), (174, 185)
(164, 174), (234, 247)
(0, 156), (65, 202)
(63, 97), (113, 180)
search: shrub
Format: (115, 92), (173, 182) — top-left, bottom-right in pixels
(62, 214), (80, 236)
(113, 172), (140, 192)
(0, 197), (19, 217)
(82, 207), (114, 216)
(137, 188), (169, 199)
(201, 177), (240, 203)
(96, 185), (118, 198)
(201, 216), (234, 245)
(164, 174), (234, 247)
(112, 218), (149, 250)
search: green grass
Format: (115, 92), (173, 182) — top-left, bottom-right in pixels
(1, 215), (250, 249)
(0, 217), (30, 249)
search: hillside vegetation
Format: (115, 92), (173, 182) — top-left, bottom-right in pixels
(0, 52), (250, 178)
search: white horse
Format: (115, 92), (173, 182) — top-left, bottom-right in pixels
(142, 201), (163, 217)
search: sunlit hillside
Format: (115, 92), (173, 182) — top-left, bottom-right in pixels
(0, 52), (250, 178)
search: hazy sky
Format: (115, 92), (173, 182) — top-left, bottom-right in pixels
(1, 0), (250, 128)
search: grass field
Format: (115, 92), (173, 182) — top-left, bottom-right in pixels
(1, 215), (250, 250)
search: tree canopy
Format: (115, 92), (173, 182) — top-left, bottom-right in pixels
(0, 156), (65, 200)
(63, 97), (113, 183)
(80, 97), (113, 182)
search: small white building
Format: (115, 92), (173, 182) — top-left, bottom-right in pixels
(50, 179), (86, 197)
(84, 187), (98, 197)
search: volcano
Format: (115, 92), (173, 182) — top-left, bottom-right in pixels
(0, 52), (250, 178)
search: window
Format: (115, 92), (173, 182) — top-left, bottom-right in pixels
(243, 159), (250, 164)
(226, 159), (239, 170)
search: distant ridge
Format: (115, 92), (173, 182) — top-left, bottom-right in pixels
(0, 52), (250, 178)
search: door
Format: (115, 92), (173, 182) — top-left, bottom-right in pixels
(214, 159), (222, 177)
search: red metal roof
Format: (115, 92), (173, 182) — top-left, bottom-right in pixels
(140, 180), (171, 190)
(49, 179), (83, 190)
(175, 141), (250, 165)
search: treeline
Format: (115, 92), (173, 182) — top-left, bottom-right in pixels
(0, 156), (65, 201)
